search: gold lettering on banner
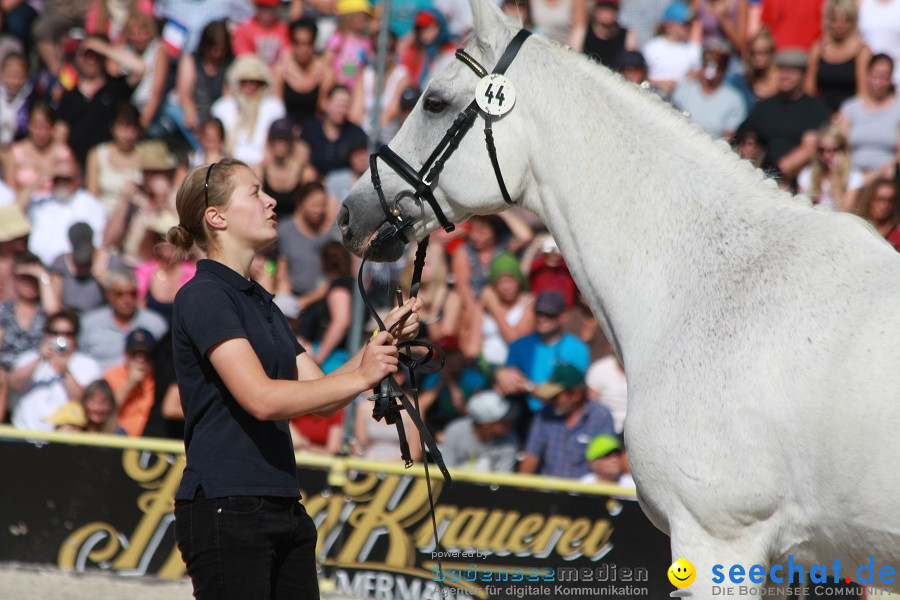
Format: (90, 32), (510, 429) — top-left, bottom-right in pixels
(507, 514), (545, 553)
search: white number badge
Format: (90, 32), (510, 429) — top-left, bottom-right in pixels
(475, 73), (516, 117)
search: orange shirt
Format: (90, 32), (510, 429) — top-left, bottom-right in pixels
(104, 364), (156, 437)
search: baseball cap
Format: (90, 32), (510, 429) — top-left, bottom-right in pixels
(268, 117), (295, 142)
(662, 2), (692, 24)
(774, 49), (808, 69)
(534, 290), (566, 316)
(585, 434), (623, 461)
(336, 0), (373, 16)
(467, 390), (513, 424)
(125, 328), (157, 354)
(533, 363), (586, 400)
(615, 50), (647, 72)
(68, 222), (94, 267)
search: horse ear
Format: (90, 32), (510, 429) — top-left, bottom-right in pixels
(469, 0), (511, 50)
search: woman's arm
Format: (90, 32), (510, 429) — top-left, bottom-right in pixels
(854, 43), (872, 99)
(85, 146), (100, 197)
(803, 42), (821, 97)
(82, 37), (146, 84)
(348, 74), (366, 127)
(567, 0), (588, 52)
(314, 286), (352, 364)
(161, 383), (184, 419)
(175, 54), (199, 131)
(140, 44), (171, 129)
(208, 332), (398, 420)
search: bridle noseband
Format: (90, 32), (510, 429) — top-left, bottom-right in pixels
(369, 28), (532, 246)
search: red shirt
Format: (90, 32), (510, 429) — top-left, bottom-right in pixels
(761, 0), (825, 51)
(291, 411), (344, 446)
(232, 18), (290, 66)
(529, 255), (577, 307)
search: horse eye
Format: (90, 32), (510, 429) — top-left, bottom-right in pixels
(423, 96), (448, 113)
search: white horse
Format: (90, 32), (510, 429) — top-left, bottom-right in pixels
(338, 0), (900, 594)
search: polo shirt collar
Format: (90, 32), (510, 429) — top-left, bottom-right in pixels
(198, 259), (254, 291)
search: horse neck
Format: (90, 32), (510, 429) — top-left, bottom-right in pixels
(516, 49), (783, 366)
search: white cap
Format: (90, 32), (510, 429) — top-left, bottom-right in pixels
(467, 390), (512, 424)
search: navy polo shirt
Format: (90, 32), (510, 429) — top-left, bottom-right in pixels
(172, 259), (305, 500)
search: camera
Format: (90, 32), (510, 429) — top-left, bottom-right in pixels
(54, 336), (69, 354)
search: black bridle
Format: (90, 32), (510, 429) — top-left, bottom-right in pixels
(355, 28), (532, 575)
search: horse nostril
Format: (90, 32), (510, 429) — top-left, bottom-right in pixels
(337, 204), (350, 232)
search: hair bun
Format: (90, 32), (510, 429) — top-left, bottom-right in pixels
(166, 223), (194, 253)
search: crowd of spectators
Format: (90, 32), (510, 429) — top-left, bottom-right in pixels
(0, 0), (898, 487)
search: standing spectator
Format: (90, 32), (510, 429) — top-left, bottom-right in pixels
(85, 102), (142, 217)
(579, 0), (627, 67)
(26, 157), (107, 267)
(586, 354), (627, 434)
(49, 223), (125, 314)
(299, 85), (367, 176)
(273, 19), (334, 125)
(104, 328), (156, 436)
(79, 267), (168, 371)
(55, 34), (135, 168)
(325, 0), (374, 88)
(642, 2), (702, 96)
(836, 54), (900, 181)
(211, 55), (286, 167)
(0, 252), (62, 373)
(518, 363), (616, 478)
(350, 31), (410, 145)
(9, 310), (102, 432)
(530, 0), (588, 47)
(0, 53), (33, 149)
(233, 0), (291, 68)
(760, 0), (825, 52)
(797, 123), (864, 211)
(256, 118), (317, 220)
(804, 0), (871, 115)
(580, 434), (635, 487)
(727, 27), (778, 110)
(736, 50), (830, 181)
(400, 9), (457, 91)
(440, 390), (519, 473)
(4, 100), (75, 209)
(276, 182), (342, 318)
(672, 40), (747, 139)
(856, 177), (900, 251)
(857, 0), (900, 88)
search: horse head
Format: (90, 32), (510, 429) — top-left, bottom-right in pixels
(338, 0), (534, 261)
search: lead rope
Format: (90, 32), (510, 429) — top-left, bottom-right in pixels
(358, 236), (451, 575)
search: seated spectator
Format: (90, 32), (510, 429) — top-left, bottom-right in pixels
(518, 363), (615, 478)
(760, 0), (824, 52)
(289, 410), (344, 453)
(349, 31), (409, 145)
(9, 310), (102, 432)
(300, 85), (367, 177)
(211, 55), (286, 167)
(0, 205), (31, 304)
(642, 2), (701, 96)
(857, 0), (900, 88)
(0, 252), (61, 373)
(797, 123), (864, 211)
(856, 176), (900, 251)
(325, 0), (373, 88)
(104, 328), (156, 436)
(460, 252), (534, 368)
(736, 49), (829, 181)
(0, 52), (33, 149)
(493, 290), (591, 437)
(400, 9), (457, 91)
(586, 353), (627, 434)
(836, 54), (900, 181)
(79, 267), (168, 371)
(50, 223), (125, 314)
(580, 434), (635, 487)
(3, 99), (75, 208)
(55, 34), (135, 169)
(297, 242), (354, 371)
(272, 19), (333, 126)
(232, 0), (291, 67)
(579, 0), (627, 67)
(276, 181), (342, 322)
(256, 118), (317, 221)
(804, 0), (871, 115)
(672, 40), (747, 139)
(188, 117), (229, 168)
(727, 27), (779, 109)
(440, 390), (519, 473)
(324, 136), (370, 203)
(103, 140), (178, 262)
(134, 212), (197, 324)
(78, 379), (123, 433)
(85, 102), (142, 217)
(26, 157), (107, 268)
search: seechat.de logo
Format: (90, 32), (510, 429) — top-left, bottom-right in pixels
(669, 559), (697, 588)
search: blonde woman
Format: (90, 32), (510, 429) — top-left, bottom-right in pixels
(797, 123), (864, 211)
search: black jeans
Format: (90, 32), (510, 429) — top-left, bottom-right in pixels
(174, 490), (320, 600)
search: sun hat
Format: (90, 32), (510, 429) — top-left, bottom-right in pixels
(0, 205), (32, 242)
(336, 0), (373, 16)
(228, 54), (271, 88)
(139, 140), (177, 171)
(585, 434), (624, 461)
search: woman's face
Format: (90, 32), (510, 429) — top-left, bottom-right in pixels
(112, 120), (139, 150)
(299, 189), (328, 228)
(28, 110), (53, 148)
(416, 23), (441, 46)
(1, 58), (27, 95)
(494, 274), (521, 302)
(870, 184), (896, 222)
(817, 136), (842, 170)
(84, 391), (113, 425)
(748, 39), (774, 71)
(867, 60), (894, 100)
(828, 8), (854, 41)
(200, 124), (223, 151)
(13, 267), (39, 301)
(222, 167), (279, 250)
(126, 22), (153, 53)
(291, 29), (315, 64)
(467, 220), (496, 251)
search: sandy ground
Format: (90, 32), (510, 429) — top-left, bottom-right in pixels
(0, 563), (356, 600)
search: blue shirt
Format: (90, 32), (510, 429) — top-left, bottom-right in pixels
(505, 332), (590, 412)
(524, 401), (616, 479)
(172, 260), (304, 500)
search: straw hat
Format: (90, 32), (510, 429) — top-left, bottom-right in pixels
(0, 205), (31, 242)
(139, 140), (177, 171)
(227, 55), (271, 88)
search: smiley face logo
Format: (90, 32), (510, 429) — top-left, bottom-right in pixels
(668, 558), (696, 588)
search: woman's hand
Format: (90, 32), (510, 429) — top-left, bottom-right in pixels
(357, 332), (399, 388)
(384, 297), (422, 341)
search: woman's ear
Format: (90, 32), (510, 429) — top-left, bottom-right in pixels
(205, 205), (227, 231)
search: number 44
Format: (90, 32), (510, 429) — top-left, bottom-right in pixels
(484, 83), (506, 107)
